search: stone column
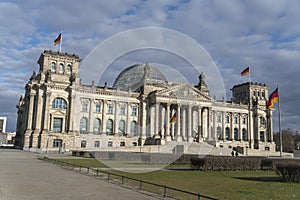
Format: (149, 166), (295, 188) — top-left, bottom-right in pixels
(188, 105), (193, 142)
(32, 89), (44, 148)
(149, 105), (154, 137)
(43, 92), (51, 132)
(140, 99), (147, 145)
(171, 108), (175, 140)
(249, 111), (254, 149)
(114, 101), (119, 135)
(24, 92), (35, 149)
(160, 105), (164, 137)
(89, 99), (95, 134)
(126, 102), (131, 136)
(202, 108), (208, 139)
(269, 111), (273, 142)
(154, 103), (160, 138)
(182, 107), (186, 140)
(68, 94), (75, 133)
(176, 104), (182, 142)
(165, 104), (171, 142)
(213, 111), (217, 140)
(239, 113), (242, 141)
(230, 113), (234, 141)
(222, 111), (226, 140)
(198, 107), (202, 141)
(101, 100), (107, 133)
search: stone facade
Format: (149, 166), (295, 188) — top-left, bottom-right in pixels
(15, 50), (276, 154)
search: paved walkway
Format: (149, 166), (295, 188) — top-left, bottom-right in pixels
(0, 149), (160, 200)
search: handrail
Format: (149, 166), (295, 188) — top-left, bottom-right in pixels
(37, 156), (217, 200)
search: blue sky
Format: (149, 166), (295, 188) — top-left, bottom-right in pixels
(1, 0), (300, 132)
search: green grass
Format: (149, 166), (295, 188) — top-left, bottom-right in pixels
(53, 158), (300, 200)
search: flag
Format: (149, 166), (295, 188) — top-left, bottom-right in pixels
(54, 33), (62, 46)
(170, 112), (176, 124)
(241, 67), (250, 76)
(267, 87), (279, 109)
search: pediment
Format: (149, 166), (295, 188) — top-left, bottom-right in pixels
(154, 83), (212, 101)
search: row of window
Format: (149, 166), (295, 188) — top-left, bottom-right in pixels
(216, 127), (248, 141)
(79, 117), (138, 136)
(52, 139), (138, 148)
(82, 103), (138, 116)
(80, 140), (138, 148)
(51, 62), (72, 72)
(216, 115), (247, 124)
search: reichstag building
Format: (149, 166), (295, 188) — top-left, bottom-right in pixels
(15, 50), (276, 156)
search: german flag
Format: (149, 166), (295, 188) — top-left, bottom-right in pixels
(170, 112), (176, 124)
(54, 33), (62, 46)
(241, 67), (250, 76)
(267, 87), (279, 109)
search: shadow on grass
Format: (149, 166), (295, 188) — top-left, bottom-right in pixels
(164, 168), (195, 171)
(233, 176), (283, 182)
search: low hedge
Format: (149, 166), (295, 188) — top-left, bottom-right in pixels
(190, 156), (300, 171)
(275, 163), (300, 183)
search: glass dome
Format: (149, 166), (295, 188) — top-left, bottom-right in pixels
(113, 64), (167, 91)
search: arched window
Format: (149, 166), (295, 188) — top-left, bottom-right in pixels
(80, 117), (88, 134)
(118, 120), (125, 135)
(217, 126), (222, 140)
(67, 64), (72, 72)
(52, 98), (67, 109)
(93, 118), (101, 134)
(260, 117), (266, 126)
(234, 128), (239, 140)
(130, 121), (138, 136)
(242, 128), (247, 141)
(59, 63), (64, 71)
(51, 62), (56, 71)
(106, 119), (113, 135)
(225, 127), (230, 140)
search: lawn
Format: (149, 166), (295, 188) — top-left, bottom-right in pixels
(53, 158), (300, 200)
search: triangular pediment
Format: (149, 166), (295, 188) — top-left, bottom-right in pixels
(154, 83), (212, 101)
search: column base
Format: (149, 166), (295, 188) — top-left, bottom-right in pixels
(165, 135), (172, 142)
(176, 135), (183, 142)
(154, 134), (161, 139)
(188, 137), (194, 143)
(23, 129), (33, 148)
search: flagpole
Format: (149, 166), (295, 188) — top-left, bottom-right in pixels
(277, 85), (283, 157)
(248, 66), (251, 83)
(59, 31), (63, 53)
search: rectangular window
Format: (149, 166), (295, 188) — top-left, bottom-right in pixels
(53, 139), (62, 147)
(260, 131), (265, 142)
(95, 104), (101, 113)
(108, 141), (113, 147)
(81, 140), (86, 148)
(234, 116), (238, 124)
(242, 117), (247, 125)
(94, 141), (100, 147)
(120, 107), (126, 115)
(53, 118), (63, 132)
(108, 105), (113, 114)
(217, 115), (222, 123)
(132, 107), (137, 116)
(82, 103), (88, 112)
(225, 116), (230, 123)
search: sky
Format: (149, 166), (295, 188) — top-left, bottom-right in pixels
(1, 0), (300, 132)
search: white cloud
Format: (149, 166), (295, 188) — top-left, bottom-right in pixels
(1, 0), (300, 131)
